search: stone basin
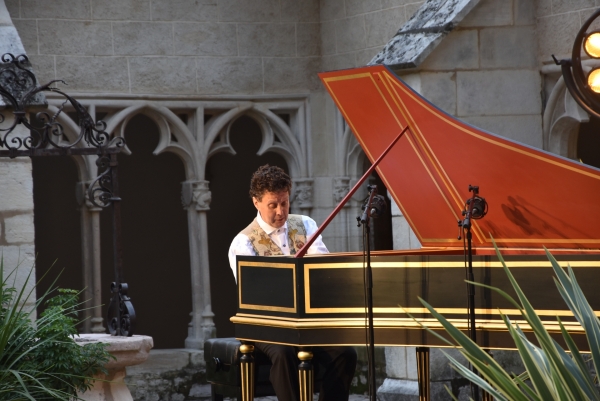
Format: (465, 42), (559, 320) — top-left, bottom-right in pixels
(75, 334), (154, 401)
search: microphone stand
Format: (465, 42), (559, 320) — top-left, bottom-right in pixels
(357, 185), (378, 401)
(457, 185), (486, 401)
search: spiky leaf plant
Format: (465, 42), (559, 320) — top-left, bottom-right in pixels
(0, 259), (111, 400)
(415, 240), (600, 401)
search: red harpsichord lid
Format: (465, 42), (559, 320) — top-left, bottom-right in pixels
(319, 65), (600, 250)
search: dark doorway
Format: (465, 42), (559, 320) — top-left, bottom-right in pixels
(33, 155), (83, 313)
(362, 158), (394, 251)
(100, 114), (191, 349)
(578, 115), (600, 168)
(206, 115), (288, 337)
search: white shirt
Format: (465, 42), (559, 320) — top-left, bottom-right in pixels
(228, 212), (329, 282)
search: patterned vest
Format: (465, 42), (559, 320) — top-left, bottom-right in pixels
(241, 214), (307, 256)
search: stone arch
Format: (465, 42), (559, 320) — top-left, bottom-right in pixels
(41, 104), (93, 182)
(204, 105), (306, 179)
(343, 126), (368, 180)
(339, 116), (414, 251)
(543, 76), (589, 159)
(40, 94), (312, 347)
(104, 104), (199, 180)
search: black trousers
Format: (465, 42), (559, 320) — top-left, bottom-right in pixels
(254, 342), (357, 401)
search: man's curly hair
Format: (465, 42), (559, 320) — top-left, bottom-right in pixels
(249, 165), (292, 200)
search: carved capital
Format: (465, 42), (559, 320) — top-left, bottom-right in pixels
(76, 181), (102, 211)
(333, 177), (351, 206)
(292, 179), (313, 209)
(182, 180), (212, 211)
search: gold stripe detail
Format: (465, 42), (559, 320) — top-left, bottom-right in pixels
(240, 361), (255, 401)
(416, 348), (430, 401)
(238, 260), (297, 313)
(304, 261), (600, 268)
(381, 71), (486, 242)
(377, 72), (469, 242)
(298, 368), (314, 401)
(231, 315), (586, 332)
(233, 336), (589, 352)
(302, 260), (600, 313)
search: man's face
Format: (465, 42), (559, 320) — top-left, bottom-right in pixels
(253, 190), (290, 229)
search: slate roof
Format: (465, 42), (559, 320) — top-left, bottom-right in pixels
(368, 0), (480, 69)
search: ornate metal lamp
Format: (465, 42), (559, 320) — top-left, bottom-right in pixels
(554, 8), (600, 118)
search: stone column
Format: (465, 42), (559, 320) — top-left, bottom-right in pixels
(331, 177), (351, 251)
(390, 198), (421, 250)
(292, 178), (313, 215)
(181, 180), (216, 349)
(76, 181), (105, 333)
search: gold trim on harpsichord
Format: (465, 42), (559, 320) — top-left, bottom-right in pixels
(231, 314), (586, 335)
(323, 71), (462, 245)
(303, 260), (600, 314)
(237, 260), (297, 313)
(378, 71), (487, 243)
(375, 71), (477, 242)
(232, 314), (591, 350)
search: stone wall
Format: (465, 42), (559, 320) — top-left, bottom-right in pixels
(404, 0), (542, 148)
(0, 139), (36, 311)
(320, 0), (425, 72)
(311, 0), (426, 252)
(536, 0), (600, 64)
(6, 0), (322, 96)
(0, 1), (38, 311)
(125, 349), (209, 401)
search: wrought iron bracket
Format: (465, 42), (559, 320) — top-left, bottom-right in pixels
(107, 282), (136, 336)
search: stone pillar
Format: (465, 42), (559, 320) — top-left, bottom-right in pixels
(76, 181), (106, 333)
(292, 178), (314, 215)
(348, 177), (371, 252)
(0, 124), (37, 313)
(332, 177), (351, 251)
(390, 198), (421, 250)
(181, 180), (216, 349)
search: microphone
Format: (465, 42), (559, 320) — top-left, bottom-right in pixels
(358, 185), (387, 225)
(369, 195), (387, 218)
(457, 185), (488, 238)
(360, 203), (369, 224)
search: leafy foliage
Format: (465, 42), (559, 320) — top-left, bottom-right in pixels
(0, 260), (112, 400)
(415, 240), (600, 400)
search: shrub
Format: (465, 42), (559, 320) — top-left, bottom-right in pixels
(416, 241), (600, 400)
(0, 260), (111, 400)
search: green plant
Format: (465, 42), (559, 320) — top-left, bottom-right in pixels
(414, 241), (600, 401)
(0, 259), (112, 400)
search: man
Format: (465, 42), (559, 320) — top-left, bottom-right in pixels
(228, 164), (357, 401)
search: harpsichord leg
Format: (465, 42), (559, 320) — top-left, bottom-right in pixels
(416, 347), (430, 401)
(298, 349), (314, 401)
(239, 342), (255, 401)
